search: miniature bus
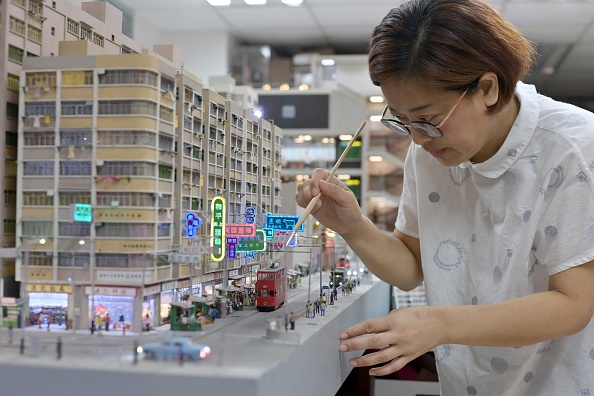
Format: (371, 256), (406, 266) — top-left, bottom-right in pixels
(256, 263), (286, 312)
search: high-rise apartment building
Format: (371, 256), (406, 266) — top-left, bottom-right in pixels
(0, 0), (139, 303)
(2, 0), (282, 332)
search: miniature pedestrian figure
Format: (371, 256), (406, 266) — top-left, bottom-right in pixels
(90, 320), (96, 335)
(178, 344), (184, 366)
(97, 315), (103, 331)
(104, 313), (110, 331)
(133, 340), (139, 365)
(284, 313), (289, 332)
(144, 313), (151, 332)
(181, 314), (188, 331)
(321, 302), (327, 316)
(333, 287), (338, 301)
(19, 337), (25, 355)
(38, 312), (43, 329)
(329, 291), (334, 305)
(56, 337), (62, 360)
(210, 307), (217, 323)
(64, 312), (69, 330)
(289, 312), (296, 330)
(47, 313), (51, 331)
(8, 322), (13, 345)
(57, 311), (63, 327)
(118, 313), (125, 329)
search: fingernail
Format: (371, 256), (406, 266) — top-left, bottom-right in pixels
(312, 187), (319, 196)
(349, 360), (359, 367)
(338, 344), (347, 352)
(339, 332), (348, 339)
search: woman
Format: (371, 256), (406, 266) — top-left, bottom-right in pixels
(295, 0), (594, 394)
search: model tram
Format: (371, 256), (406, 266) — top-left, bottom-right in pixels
(256, 263), (286, 312)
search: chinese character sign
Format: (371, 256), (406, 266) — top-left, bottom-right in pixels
(185, 212), (202, 238)
(265, 214), (304, 232)
(236, 229), (267, 252)
(210, 196), (226, 262)
(71, 203), (93, 222)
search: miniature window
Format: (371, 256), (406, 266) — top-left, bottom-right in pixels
(9, 17), (25, 36)
(60, 161), (92, 176)
(22, 191), (52, 206)
(59, 192), (91, 206)
(57, 252), (90, 268)
(66, 19), (79, 35)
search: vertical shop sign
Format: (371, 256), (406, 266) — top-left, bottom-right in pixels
(210, 196), (226, 262)
(227, 237), (238, 259)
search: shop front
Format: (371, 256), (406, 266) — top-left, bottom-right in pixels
(85, 286), (136, 331)
(160, 280), (178, 325)
(26, 284), (72, 328)
(142, 284), (160, 329)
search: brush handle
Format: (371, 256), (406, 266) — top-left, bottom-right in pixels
(272, 121), (366, 263)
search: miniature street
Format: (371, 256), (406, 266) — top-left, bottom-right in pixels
(0, 269), (377, 369)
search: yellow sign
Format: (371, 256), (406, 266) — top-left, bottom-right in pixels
(26, 284), (72, 294)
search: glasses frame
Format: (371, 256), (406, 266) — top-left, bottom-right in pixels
(380, 85), (471, 138)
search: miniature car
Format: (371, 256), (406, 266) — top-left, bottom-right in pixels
(140, 337), (212, 360)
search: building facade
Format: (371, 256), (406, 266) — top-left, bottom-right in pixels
(5, 0), (282, 331)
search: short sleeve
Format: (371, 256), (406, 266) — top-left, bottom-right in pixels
(395, 143), (420, 238)
(535, 149), (594, 275)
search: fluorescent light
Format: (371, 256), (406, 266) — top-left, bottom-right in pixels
(244, 0), (267, 4)
(281, 0), (303, 5)
(369, 96), (384, 103)
(321, 58), (335, 66)
(370, 115), (382, 122)
(207, 0), (230, 5)
(369, 156), (383, 162)
(339, 134), (353, 141)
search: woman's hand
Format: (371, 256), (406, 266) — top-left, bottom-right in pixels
(295, 168), (364, 236)
(338, 306), (444, 376)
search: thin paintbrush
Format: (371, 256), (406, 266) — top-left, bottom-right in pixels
(272, 121), (366, 263)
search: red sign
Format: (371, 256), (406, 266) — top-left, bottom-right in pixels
(225, 223), (256, 237)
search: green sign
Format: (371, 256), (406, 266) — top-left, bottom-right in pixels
(236, 229), (267, 252)
(210, 196), (226, 262)
(71, 203), (92, 222)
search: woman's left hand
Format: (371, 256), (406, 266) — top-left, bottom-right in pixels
(338, 306), (444, 376)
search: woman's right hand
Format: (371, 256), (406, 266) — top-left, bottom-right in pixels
(295, 168), (364, 236)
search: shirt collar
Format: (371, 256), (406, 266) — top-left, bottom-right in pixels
(459, 81), (539, 177)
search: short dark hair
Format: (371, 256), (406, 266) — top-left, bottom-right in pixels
(368, 0), (536, 114)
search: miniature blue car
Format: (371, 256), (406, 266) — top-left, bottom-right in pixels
(140, 337), (212, 360)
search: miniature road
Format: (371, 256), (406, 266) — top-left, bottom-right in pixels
(0, 270), (372, 369)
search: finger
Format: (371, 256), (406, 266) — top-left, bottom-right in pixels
(368, 356), (410, 377)
(340, 318), (389, 341)
(338, 333), (388, 353)
(319, 180), (355, 207)
(347, 346), (401, 368)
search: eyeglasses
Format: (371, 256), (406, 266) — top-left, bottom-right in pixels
(380, 86), (471, 139)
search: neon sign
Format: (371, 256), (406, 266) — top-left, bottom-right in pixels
(185, 212), (201, 238)
(210, 196), (226, 262)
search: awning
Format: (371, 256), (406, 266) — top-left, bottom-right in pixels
(229, 274), (244, 280)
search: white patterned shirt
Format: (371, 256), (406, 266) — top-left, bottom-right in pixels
(396, 82), (594, 395)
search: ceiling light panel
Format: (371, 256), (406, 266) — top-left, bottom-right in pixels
(244, 0), (267, 4)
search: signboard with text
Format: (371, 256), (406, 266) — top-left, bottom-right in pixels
(236, 229), (267, 252)
(71, 203), (92, 222)
(265, 214), (304, 233)
(210, 196), (226, 262)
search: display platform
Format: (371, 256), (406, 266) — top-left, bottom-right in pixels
(0, 277), (390, 396)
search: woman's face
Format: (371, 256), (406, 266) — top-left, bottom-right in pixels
(381, 78), (507, 166)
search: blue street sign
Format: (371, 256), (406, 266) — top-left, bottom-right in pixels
(265, 214), (304, 233)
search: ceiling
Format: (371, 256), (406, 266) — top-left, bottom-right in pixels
(109, 0), (594, 100)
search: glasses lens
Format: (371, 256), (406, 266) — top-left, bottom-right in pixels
(410, 123), (442, 138)
(381, 120), (410, 136)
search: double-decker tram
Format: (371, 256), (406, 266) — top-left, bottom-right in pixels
(256, 262), (286, 312)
